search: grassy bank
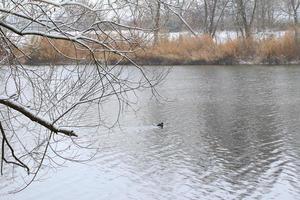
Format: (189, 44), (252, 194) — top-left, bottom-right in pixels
(135, 32), (300, 65)
(22, 32), (300, 65)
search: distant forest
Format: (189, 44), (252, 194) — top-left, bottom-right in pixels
(124, 0), (300, 39)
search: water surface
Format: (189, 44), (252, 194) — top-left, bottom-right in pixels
(3, 65), (300, 200)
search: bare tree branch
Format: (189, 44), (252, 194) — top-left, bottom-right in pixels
(0, 99), (77, 137)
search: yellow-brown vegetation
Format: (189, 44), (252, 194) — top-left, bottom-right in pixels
(258, 32), (300, 63)
(134, 33), (300, 65)
(22, 32), (300, 65)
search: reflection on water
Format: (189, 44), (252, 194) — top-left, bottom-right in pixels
(2, 65), (300, 200)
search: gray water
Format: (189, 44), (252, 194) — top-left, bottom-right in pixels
(4, 65), (300, 200)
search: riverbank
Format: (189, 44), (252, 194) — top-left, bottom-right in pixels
(21, 32), (300, 66)
(134, 32), (300, 65)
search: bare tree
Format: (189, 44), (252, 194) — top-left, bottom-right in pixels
(153, 0), (161, 44)
(233, 0), (258, 38)
(202, 0), (230, 37)
(255, 0), (278, 31)
(159, 0), (197, 35)
(281, 0), (300, 42)
(0, 0), (167, 191)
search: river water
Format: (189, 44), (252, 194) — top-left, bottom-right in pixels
(3, 65), (300, 199)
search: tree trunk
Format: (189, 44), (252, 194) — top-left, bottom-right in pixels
(294, 11), (300, 44)
(153, 1), (161, 45)
(204, 0), (208, 33)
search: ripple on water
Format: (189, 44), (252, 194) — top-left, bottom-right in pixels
(3, 65), (300, 200)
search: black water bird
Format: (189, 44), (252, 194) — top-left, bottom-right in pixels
(157, 122), (164, 128)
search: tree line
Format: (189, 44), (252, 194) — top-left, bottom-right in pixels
(131, 0), (300, 41)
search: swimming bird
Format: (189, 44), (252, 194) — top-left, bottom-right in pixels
(157, 122), (164, 128)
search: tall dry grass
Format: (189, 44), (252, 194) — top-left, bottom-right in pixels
(22, 32), (300, 65)
(22, 36), (139, 64)
(135, 35), (262, 64)
(136, 35), (218, 64)
(22, 37), (89, 64)
(258, 32), (300, 63)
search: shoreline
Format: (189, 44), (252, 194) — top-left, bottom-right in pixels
(18, 33), (300, 67)
(9, 60), (300, 66)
